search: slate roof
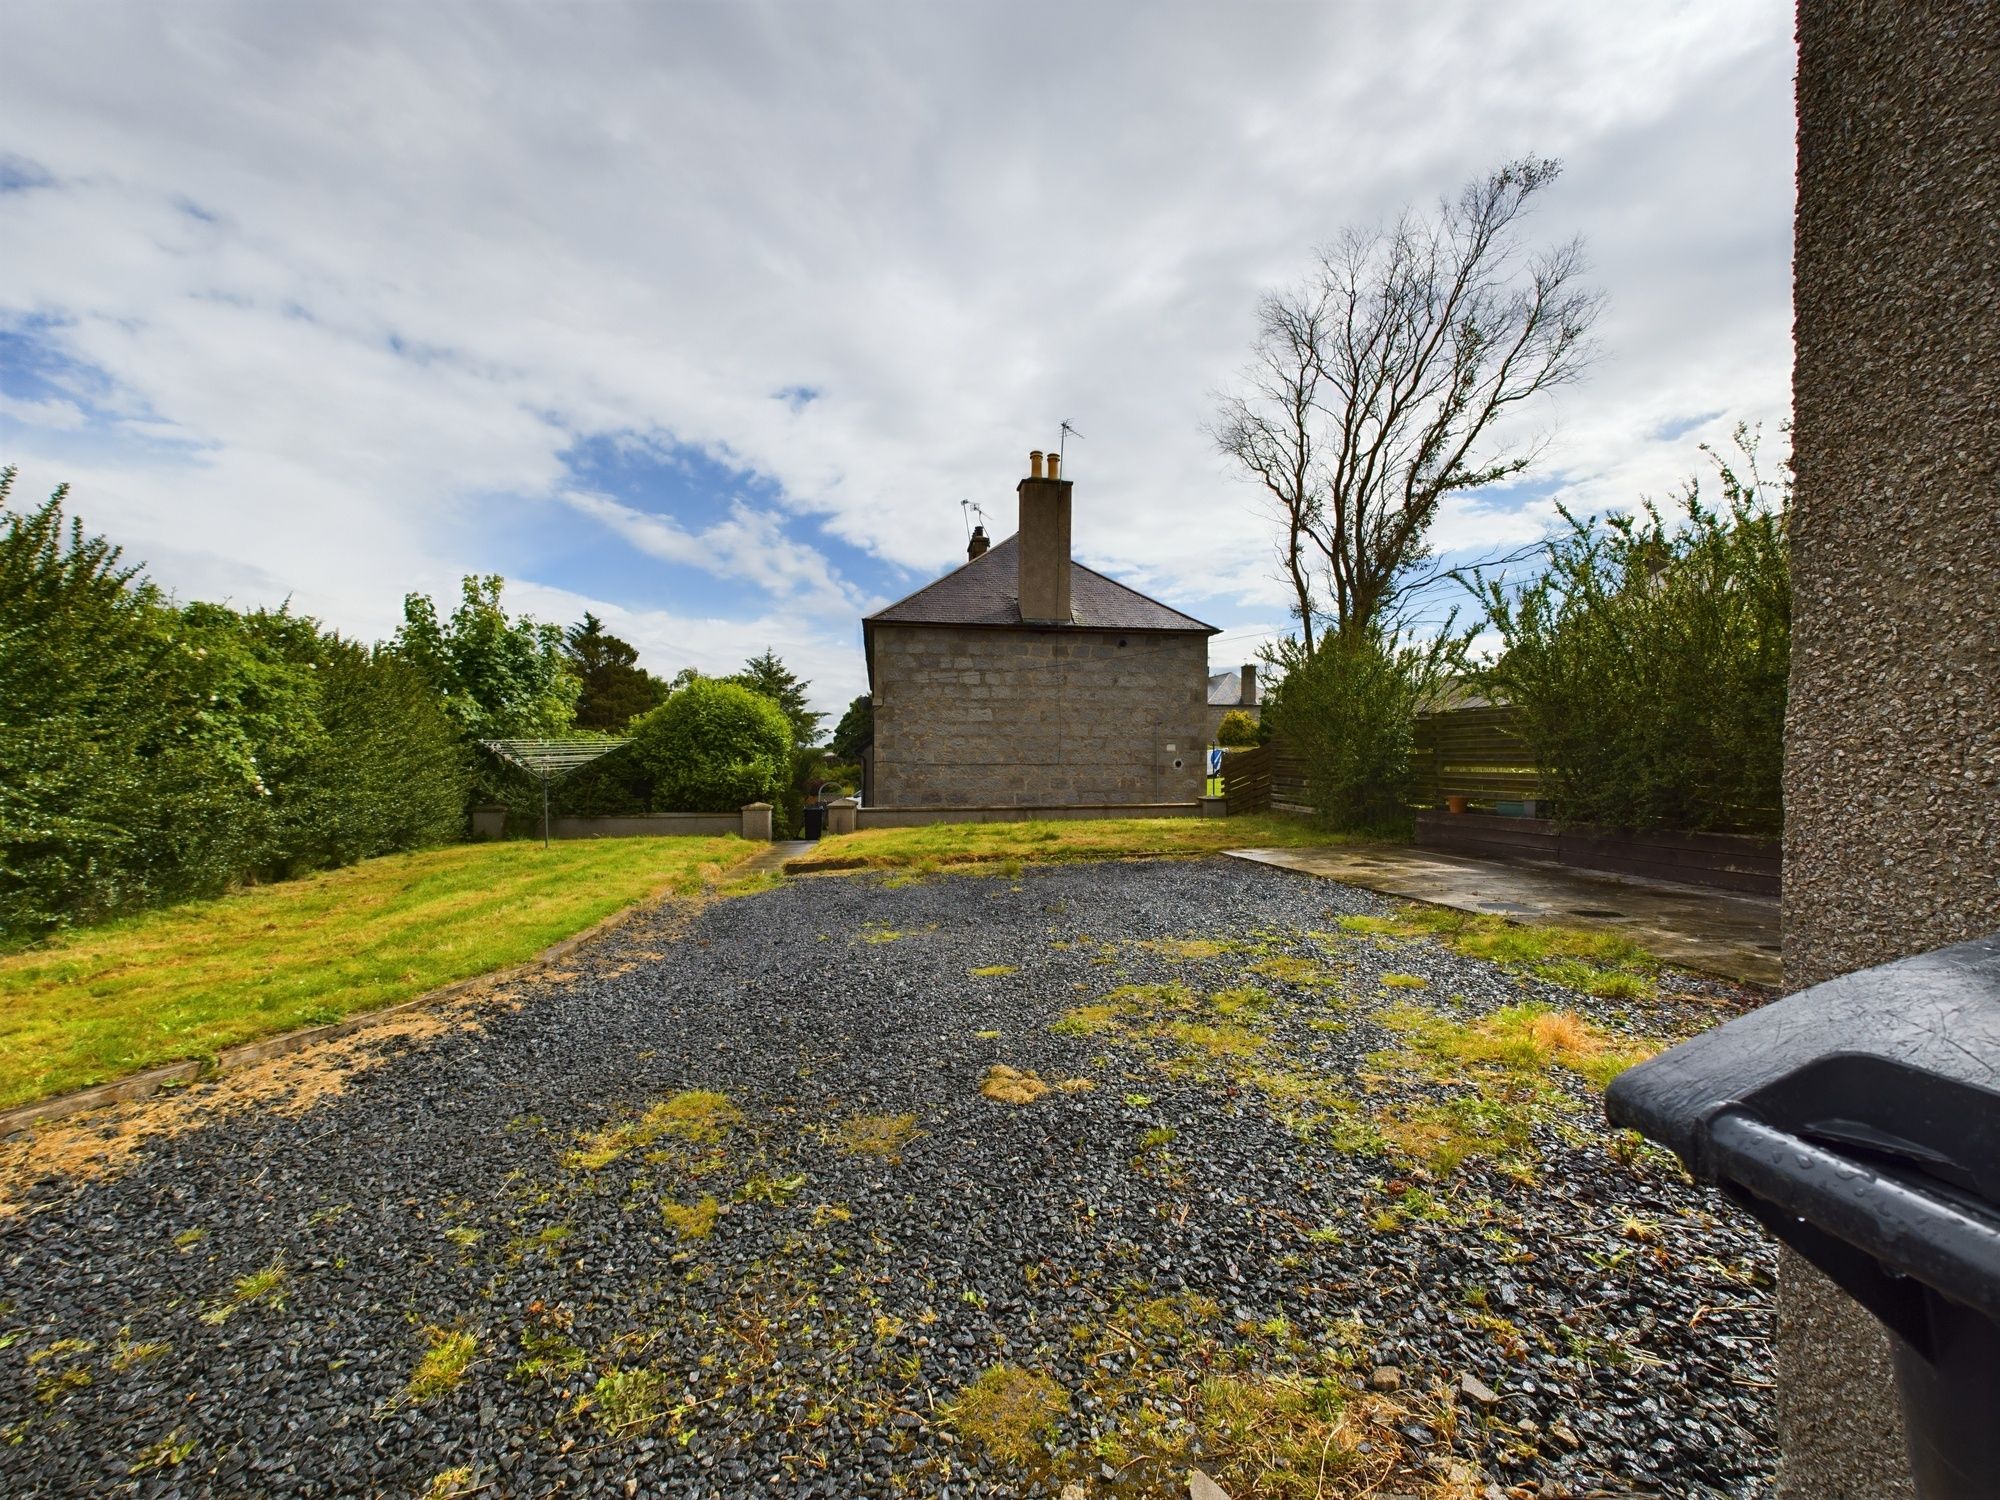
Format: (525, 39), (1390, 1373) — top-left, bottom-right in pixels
(1207, 668), (1259, 707)
(865, 534), (1216, 634)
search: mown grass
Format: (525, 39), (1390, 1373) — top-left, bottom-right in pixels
(788, 813), (1362, 877)
(0, 836), (756, 1111)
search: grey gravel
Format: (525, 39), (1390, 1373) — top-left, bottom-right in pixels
(0, 858), (1775, 1497)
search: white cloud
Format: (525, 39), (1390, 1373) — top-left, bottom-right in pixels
(0, 392), (88, 429)
(0, 0), (1795, 713)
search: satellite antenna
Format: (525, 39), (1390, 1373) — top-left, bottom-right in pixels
(1059, 421), (1082, 466)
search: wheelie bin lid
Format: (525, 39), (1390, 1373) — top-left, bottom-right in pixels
(1606, 932), (2000, 1339)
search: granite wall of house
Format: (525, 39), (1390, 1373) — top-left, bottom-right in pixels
(870, 624), (1208, 807)
(1779, 4), (2000, 1495)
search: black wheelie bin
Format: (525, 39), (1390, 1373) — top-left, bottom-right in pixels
(1606, 933), (2000, 1499)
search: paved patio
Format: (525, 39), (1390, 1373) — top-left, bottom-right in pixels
(1227, 844), (1781, 987)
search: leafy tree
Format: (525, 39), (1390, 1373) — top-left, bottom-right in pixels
(394, 576), (579, 740)
(830, 694), (873, 761)
(1215, 709), (1259, 747)
(1261, 628), (1464, 831)
(729, 649), (823, 749)
(628, 678), (792, 812)
(1471, 429), (1788, 834)
(565, 612), (669, 731)
(1215, 157), (1601, 647)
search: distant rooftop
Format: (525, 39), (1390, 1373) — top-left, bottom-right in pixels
(1207, 668), (1258, 707)
(865, 534), (1216, 634)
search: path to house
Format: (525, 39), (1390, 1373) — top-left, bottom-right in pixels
(1228, 843), (1782, 987)
(0, 858), (1774, 1499)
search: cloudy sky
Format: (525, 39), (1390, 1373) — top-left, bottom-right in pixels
(0, 2), (1794, 716)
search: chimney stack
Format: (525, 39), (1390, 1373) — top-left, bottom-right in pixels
(1241, 663), (1257, 705)
(967, 525), (989, 560)
(1016, 447), (1073, 624)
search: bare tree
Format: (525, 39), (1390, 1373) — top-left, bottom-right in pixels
(1216, 157), (1602, 648)
(1211, 280), (1336, 653)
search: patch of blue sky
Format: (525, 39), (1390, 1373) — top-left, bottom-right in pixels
(1653, 409), (1726, 443)
(0, 154), (54, 193)
(496, 431), (899, 620)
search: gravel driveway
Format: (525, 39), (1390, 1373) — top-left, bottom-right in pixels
(0, 858), (1775, 1499)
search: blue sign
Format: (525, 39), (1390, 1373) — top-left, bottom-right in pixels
(1207, 747), (1225, 776)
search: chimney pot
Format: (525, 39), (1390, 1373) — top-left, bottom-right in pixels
(1029, 450), (1044, 479)
(1047, 451), (1061, 480)
(967, 525), (989, 560)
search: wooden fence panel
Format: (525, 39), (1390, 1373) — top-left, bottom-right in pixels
(1413, 706), (1541, 805)
(1220, 745), (1272, 814)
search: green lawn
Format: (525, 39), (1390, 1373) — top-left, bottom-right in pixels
(0, 837), (756, 1112)
(789, 812), (1363, 876)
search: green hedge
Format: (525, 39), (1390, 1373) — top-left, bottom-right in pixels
(0, 472), (468, 941)
(1474, 438), (1788, 835)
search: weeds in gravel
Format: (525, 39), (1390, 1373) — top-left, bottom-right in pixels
(1050, 1003), (1120, 1036)
(1339, 907), (1660, 999)
(423, 1467), (476, 1499)
(1197, 1370), (1371, 1497)
(567, 1089), (743, 1169)
(660, 1196), (721, 1239)
(1248, 954), (1339, 987)
(130, 1428), (196, 1473)
(108, 1331), (169, 1370)
(201, 1258), (286, 1324)
(1380, 1001), (1655, 1091)
(981, 1064), (1049, 1103)
(28, 1339), (93, 1403)
(834, 1112), (919, 1159)
(942, 1363), (1069, 1466)
(591, 1366), (674, 1434)
(407, 1328), (477, 1402)
(969, 964), (1019, 977)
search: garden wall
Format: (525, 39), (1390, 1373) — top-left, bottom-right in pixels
(548, 812), (741, 839)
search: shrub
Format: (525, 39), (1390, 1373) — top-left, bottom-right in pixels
(1215, 709), (1259, 747)
(628, 679), (792, 812)
(1473, 430), (1788, 834)
(1260, 629), (1461, 831)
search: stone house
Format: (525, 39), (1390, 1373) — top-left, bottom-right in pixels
(862, 451), (1216, 811)
(1206, 663), (1260, 741)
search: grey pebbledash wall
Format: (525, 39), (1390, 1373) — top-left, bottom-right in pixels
(1780, 4), (2000, 1496)
(870, 624), (1208, 808)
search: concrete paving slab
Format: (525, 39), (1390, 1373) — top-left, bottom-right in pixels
(1227, 843), (1781, 987)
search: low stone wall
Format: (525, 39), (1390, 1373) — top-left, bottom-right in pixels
(548, 812), (742, 839)
(854, 802), (1200, 830)
(1415, 811), (1780, 897)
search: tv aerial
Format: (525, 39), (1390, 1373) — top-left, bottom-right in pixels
(1059, 421), (1082, 465)
(959, 498), (990, 538)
